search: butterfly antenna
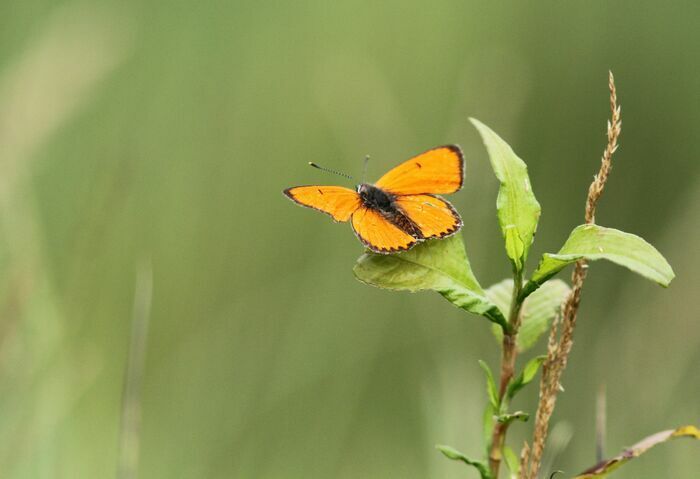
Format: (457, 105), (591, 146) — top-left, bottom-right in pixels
(308, 162), (354, 181)
(361, 155), (370, 184)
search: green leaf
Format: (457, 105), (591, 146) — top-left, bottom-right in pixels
(478, 360), (499, 409)
(574, 425), (699, 478)
(506, 355), (546, 400)
(497, 410), (530, 425)
(354, 235), (508, 328)
(523, 224), (674, 298)
(502, 446), (520, 479)
(470, 118), (541, 272)
(487, 279), (570, 352)
(436, 445), (491, 479)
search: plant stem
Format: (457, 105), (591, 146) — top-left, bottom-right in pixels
(489, 272), (524, 478)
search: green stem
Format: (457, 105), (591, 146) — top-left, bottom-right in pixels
(488, 272), (524, 478)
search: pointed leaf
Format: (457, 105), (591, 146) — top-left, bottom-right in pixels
(503, 446), (520, 479)
(523, 224), (674, 298)
(436, 445), (491, 479)
(470, 118), (541, 272)
(354, 235), (507, 327)
(487, 279), (570, 352)
(507, 355), (546, 400)
(521, 356), (546, 384)
(574, 425), (699, 478)
(479, 360), (499, 409)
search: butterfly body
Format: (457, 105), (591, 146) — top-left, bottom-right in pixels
(285, 145), (464, 254)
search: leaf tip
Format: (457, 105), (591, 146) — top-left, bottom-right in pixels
(469, 117), (490, 135)
(435, 444), (459, 459)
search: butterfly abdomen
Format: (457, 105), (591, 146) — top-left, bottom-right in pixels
(387, 209), (423, 239)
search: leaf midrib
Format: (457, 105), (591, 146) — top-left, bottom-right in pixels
(391, 254), (488, 300)
(547, 251), (671, 280)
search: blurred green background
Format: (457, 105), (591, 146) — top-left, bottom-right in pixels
(1, 1), (698, 478)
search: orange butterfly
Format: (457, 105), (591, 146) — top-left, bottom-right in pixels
(284, 145), (464, 254)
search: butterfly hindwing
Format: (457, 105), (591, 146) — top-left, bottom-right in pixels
(284, 186), (361, 222)
(351, 207), (417, 253)
(375, 145), (464, 195)
(393, 194), (462, 239)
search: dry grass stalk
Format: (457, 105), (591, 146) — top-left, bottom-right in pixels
(117, 264), (153, 479)
(521, 71), (621, 479)
(586, 71), (621, 224)
(520, 441), (531, 477)
(595, 384), (607, 462)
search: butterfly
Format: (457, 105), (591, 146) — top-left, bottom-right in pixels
(284, 145), (464, 254)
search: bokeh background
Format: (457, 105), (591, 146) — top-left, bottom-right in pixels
(1, 1), (698, 478)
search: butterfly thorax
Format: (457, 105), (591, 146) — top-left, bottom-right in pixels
(357, 184), (394, 213)
(357, 184), (423, 239)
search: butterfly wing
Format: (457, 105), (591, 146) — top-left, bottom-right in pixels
(375, 145), (464, 195)
(394, 194), (462, 239)
(284, 186), (361, 222)
(351, 207), (417, 253)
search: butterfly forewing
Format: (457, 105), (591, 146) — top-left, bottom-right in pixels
(284, 186), (361, 222)
(375, 145), (464, 195)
